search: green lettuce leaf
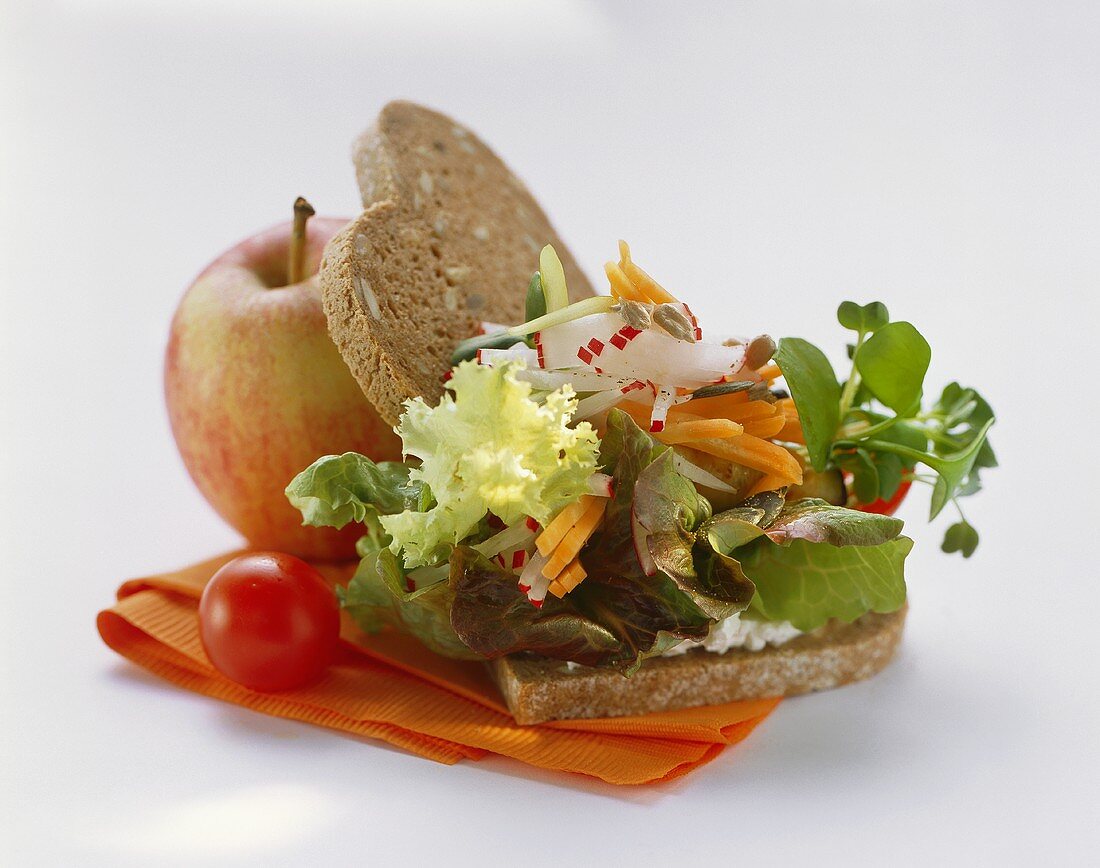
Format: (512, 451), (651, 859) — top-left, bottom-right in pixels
(742, 536), (912, 631)
(285, 452), (423, 528)
(338, 541), (481, 660)
(381, 361), (600, 567)
(373, 549), (481, 659)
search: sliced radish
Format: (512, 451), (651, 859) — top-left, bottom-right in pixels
(405, 563), (449, 591)
(514, 367), (638, 392)
(573, 388), (632, 420)
(473, 520), (537, 559)
(519, 551), (552, 604)
(630, 507), (657, 577)
(537, 315), (743, 386)
(476, 345), (539, 367)
(648, 385), (676, 432)
(671, 451), (738, 493)
(587, 472), (615, 497)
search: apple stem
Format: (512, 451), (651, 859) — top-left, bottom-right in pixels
(288, 196), (316, 285)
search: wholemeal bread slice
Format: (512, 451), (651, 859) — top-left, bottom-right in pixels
(321, 101), (908, 722)
(320, 101), (594, 425)
(490, 608), (906, 724)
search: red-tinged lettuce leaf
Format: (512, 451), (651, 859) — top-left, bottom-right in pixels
(569, 573), (713, 674)
(630, 451), (760, 621)
(448, 546), (622, 666)
(583, 410), (668, 581)
(764, 498), (904, 546)
(448, 547), (712, 673)
(742, 536), (912, 631)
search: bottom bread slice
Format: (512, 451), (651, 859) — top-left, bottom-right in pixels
(489, 607), (907, 725)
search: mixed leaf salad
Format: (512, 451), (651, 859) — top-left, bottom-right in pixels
(286, 243), (996, 672)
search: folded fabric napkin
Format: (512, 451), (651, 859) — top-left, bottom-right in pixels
(97, 551), (779, 786)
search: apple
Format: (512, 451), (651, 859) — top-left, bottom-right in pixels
(165, 198), (401, 559)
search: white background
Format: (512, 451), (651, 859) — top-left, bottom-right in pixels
(3, 1), (1099, 864)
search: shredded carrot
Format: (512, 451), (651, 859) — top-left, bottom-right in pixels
(541, 497), (607, 579)
(548, 559), (587, 598)
(536, 497), (592, 557)
(776, 417), (805, 444)
(675, 435), (804, 485)
(746, 474), (789, 496)
(709, 400), (780, 423)
(659, 418), (745, 443)
(617, 400), (802, 484)
(755, 362), (782, 381)
(604, 261), (647, 301)
(617, 240), (679, 304)
(671, 391), (750, 419)
(559, 558), (588, 592)
(774, 398), (805, 443)
(621, 397), (778, 428)
(741, 416), (786, 439)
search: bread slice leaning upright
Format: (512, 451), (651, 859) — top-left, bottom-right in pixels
(320, 101), (906, 725)
(321, 100), (593, 426)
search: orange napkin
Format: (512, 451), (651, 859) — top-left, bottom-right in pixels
(97, 551), (779, 785)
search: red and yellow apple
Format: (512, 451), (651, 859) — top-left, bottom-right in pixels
(165, 200), (400, 559)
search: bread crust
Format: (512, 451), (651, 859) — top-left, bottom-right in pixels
(490, 607), (906, 725)
(321, 101), (594, 425)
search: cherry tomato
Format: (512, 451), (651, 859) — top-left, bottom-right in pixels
(853, 480), (912, 516)
(198, 552), (340, 692)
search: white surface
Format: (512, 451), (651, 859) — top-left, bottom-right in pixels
(2, 1), (1099, 864)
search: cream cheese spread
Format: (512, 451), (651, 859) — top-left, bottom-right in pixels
(660, 613), (802, 656)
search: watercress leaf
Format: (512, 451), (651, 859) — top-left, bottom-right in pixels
(870, 419), (929, 470)
(837, 300), (890, 334)
(854, 321), (932, 413)
(941, 521), (980, 558)
(774, 337), (841, 472)
(525, 271), (546, 323)
(286, 453), (423, 528)
(743, 536), (912, 631)
(955, 471), (983, 498)
(764, 498), (904, 546)
(865, 417), (994, 519)
(872, 451), (904, 500)
(836, 448), (879, 504)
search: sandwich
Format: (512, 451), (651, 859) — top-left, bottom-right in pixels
(286, 102), (997, 725)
